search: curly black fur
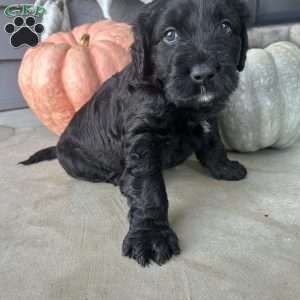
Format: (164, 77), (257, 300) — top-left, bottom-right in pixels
(21, 0), (249, 266)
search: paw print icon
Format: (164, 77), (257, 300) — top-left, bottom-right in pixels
(5, 16), (44, 48)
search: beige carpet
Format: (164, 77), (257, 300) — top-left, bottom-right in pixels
(1, 109), (300, 300)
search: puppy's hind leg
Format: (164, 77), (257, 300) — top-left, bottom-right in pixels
(57, 140), (121, 185)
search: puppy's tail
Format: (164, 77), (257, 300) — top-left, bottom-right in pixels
(19, 146), (57, 165)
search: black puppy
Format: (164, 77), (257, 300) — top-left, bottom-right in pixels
(21, 0), (249, 266)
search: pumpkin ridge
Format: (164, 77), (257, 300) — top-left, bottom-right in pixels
(84, 46), (103, 86)
(94, 33), (133, 50)
(264, 47), (285, 148)
(62, 46), (100, 111)
(60, 47), (76, 114)
(237, 67), (258, 151)
(47, 32), (77, 46)
(280, 43), (300, 146)
(93, 40), (130, 71)
(51, 45), (75, 133)
(36, 44), (74, 133)
(77, 34), (105, 83)
(248, 50), (270, 150)
(32, 45), (57, 129)
(250, 49), (283, 150)
(88, 46), (106, 85)
(50, 45), (76, 134)
(89, 44), (121, 82)
(94, 38), (130, 51)
(19, 47), (42, 124)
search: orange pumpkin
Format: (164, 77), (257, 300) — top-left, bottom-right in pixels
(18, 20), (133, 135)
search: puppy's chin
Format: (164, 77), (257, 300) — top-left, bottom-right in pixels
(197, 92), (215, 105)
(181, 92), (216, 108)
(166, 91), (216, 108)
(165, 90), (229, 116)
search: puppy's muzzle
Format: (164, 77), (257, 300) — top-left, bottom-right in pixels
(190, 62), (219, 104)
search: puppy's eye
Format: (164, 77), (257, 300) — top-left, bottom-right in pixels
(163, 28), (178, 45)
(221, 20), (232, 34)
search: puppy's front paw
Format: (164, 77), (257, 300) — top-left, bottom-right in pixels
(122, 227), (180, 267)
(209, 160), (247, 181)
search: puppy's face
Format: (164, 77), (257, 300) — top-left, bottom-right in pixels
(132, 0), (249, 111)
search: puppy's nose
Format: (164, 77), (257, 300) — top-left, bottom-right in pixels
(190, 64), (215, 83)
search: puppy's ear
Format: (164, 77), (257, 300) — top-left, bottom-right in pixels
(131, 1), (164, 80)
(237, 1), (250, 72)
(237, 23), (248, 71)
(131, 13), (152, 79)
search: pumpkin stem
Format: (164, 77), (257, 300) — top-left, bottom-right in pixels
(80, 34), (90, 47)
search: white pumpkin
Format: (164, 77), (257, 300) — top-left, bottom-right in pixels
(220, 41), (300, 152)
